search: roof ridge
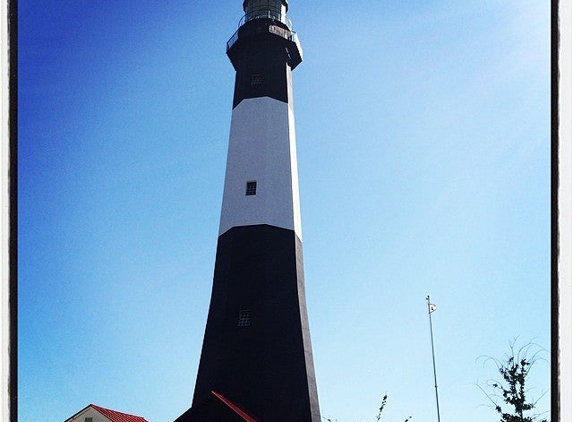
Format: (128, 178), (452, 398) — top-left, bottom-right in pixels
(210, 391), (260, 422)
(90, 404), (149, 422)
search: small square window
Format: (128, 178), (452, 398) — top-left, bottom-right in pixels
(251, 74), (263, 85)
(246, 181), (257, 196)
(238, 310), (251, 326)
(85, 418), (93, 422)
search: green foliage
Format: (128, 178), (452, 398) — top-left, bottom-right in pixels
(375, 394), (411, 422)
(322, 394), (412, 422)
(478, 339), (548, 422)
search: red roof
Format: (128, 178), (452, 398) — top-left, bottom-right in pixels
(90, 404), (149, 422)
(211, 391), (260, 422)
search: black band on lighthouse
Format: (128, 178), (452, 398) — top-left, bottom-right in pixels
(227, 18), (302, 108)
(192, 225), (318, 422)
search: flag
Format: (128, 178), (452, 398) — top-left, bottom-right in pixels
(428, 303), (437, 313)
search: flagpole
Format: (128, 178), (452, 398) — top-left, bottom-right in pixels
(426, 295), (441, 422)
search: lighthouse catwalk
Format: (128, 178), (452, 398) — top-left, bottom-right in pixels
(174, 1), (320, 422)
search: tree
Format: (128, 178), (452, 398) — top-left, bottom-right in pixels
(374, 394), (411, 422)
(322, 394), (411, 422)
(478, 339), (549, 422)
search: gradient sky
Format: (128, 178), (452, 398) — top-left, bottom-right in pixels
(18, 1), (550, 422)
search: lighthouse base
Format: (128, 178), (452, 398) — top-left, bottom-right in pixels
(184, 224), (319, 422)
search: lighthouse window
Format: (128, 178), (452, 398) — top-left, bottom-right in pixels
(246, 181), (257, 195)
(244, 0), (286, 23)
(251, 73), (263, 85)
(238, 310), (251, 326)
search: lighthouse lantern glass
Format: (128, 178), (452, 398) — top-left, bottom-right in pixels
(244, 0), (287, 24)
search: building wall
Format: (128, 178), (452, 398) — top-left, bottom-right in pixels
(219, 96), (302, 239)
(67, 407), (111, 422)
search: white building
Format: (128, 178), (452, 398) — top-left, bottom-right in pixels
(64, 404), (149, 422)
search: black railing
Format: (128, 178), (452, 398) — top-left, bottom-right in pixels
(240, 10), (292, 30)
(226, 13), (296, 52)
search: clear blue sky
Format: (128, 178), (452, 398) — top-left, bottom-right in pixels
(18, 1), (550, 422)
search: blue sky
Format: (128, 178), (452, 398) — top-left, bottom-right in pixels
(18, 1), (550, 422)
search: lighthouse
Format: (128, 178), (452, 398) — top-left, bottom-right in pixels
(173, 1), (320, 422)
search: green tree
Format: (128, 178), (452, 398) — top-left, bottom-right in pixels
(478, 339), (548, 422)
(374, 394), (411, 422)
(322, 394), (411, 422)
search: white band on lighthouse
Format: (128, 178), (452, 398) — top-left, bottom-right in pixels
(218, 96), (302, 239)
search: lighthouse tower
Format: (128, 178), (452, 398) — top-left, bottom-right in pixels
(174, 1), (320, 422)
